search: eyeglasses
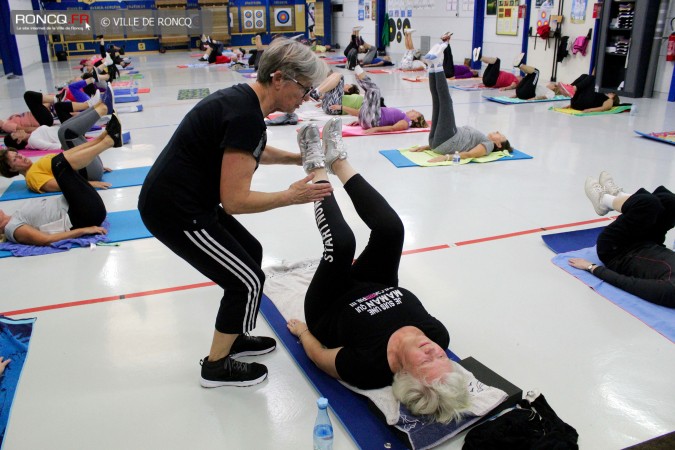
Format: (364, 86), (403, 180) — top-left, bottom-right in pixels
(286, 76), (313, 98)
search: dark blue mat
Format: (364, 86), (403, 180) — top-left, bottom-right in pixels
(379, 149), (533, 168)
(0, 316), (36, 448)
(0, 166), (149, 201)
(542, 227), (605, 254)
(0, 209), (152, 258)
(260, 294), (461, 450)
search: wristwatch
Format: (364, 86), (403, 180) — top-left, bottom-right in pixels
(587, 264), (596, 272)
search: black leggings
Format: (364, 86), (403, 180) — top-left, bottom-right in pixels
(304, 175), (404, 342)
(515, 69), (539, 100)
(443, 45), (455, 79)
(595, 186), (675, 307)
(52, 153), (106, 229)
(23, 91), (53, 127)
(570, 74), (608, 110)
(482, 58), (501, 87)
(139, 206), (265, 334)
(343, 34), (364, 58)
(207, 42), (224, 64)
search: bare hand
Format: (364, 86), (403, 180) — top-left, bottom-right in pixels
(287, 319), (308, 337)
(347, 121), (360, 127)
(89, 181), (112, 190)
(428, 155), (450, 163)
(328, 104), (341, 111)
(362, 128), (378, 135)
(568, 258), (593, 270)
(82, 226), (108, 236)
(103, 167), (113, 173)
(0, 356), (11, 375)
(288, 173), (333, 204)
(409, 145), (430, 152)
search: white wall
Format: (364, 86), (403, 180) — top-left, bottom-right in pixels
(331, 0), (673, 97)
(9, 0), (43, 71)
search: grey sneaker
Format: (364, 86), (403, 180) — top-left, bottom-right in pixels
(265, 113), (298, 126)
(322, 117), (347, 175)
(585, 177), (610, 216)
(599, 171), (623, 196)
(298, 123), (325, 172)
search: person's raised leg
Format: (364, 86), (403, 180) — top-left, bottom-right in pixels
(58, 102), (109, 149)
(354, 67), (381, 128)
(319, 73), (344, 115)
(429, 68), (458, 148)
(299, 123), (357, 328)
(23, 91), (54, 126)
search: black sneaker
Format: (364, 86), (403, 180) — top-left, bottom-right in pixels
(200, 355), (268, 388)
(198, 57), (207, 62)
(229, 333), (277, 358)
(106, 113), (123, 147)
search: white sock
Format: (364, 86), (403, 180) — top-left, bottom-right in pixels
(601, 194), (616, 210)
(203, 53), (209, 59)
(87, 90), (101, 107)
(354, 65), (364, 76)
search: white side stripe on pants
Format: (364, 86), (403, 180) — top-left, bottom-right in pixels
(184, 229), (261, 331)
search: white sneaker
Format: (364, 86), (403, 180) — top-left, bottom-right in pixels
(352, 26), (363, 32)
(599, 171), (623, 196)
(322, 117), (347, 175)
(513, 52), (525, 68)
(585, 177), (610, 216)
(354, 65), (364, 76)
(423, 42), (447, 65)
(297, 124), (325, 173)
(404, 28), (416, 35)
(87, 89), (101, 108)
(472, 47), (481, 62)
(440, 32), (452, 42)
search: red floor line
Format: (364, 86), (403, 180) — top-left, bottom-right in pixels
(402, 244), (450, 255)
(455, 227), (545, 246)
(2, 217), (607, 317)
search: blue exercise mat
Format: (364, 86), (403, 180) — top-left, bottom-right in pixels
(260, 293), (462, 450)
(0, 209), (152, 258)
(0, 315), (36, 449)
(236, 68), (256, 73)
(0, 166), (150, 202)
(550, 246), (675, 342)
(542, 226), (605, 254)
(115, 95), (140, 103)
(634, 131), (675, 146)
(113, 88), (138, 96)
(379, 149), (533, 168)
(483, 95), (569, 105)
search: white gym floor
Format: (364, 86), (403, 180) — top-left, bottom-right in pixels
(1, 52), (674, 450)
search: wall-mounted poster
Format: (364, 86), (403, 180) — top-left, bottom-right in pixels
(487, 0), (497, 15)
(571, 0), (588, 23)
(372, 0), (376, 21)
(496, 0), (518, 35)
(365, 4), (370, 19)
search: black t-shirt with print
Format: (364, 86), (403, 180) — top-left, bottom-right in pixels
(139, 84), (266, 226)
(332, 285), (449, 390)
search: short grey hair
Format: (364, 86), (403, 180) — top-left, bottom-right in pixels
(392, 361), (470, 424)
(256, 38), (328, 86)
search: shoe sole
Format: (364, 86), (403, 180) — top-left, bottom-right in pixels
(229, 345), (276, 359)
(200, 372), (268, 388)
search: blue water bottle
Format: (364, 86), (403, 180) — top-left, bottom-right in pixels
(313, 397), (334, 450)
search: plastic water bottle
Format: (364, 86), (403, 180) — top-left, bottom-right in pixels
(452, 151), (461, 165)
(313, 397), (333, 450)
(629, 103), (638, 116)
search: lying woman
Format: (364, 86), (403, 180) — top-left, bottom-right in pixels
(345, 66), (427, 134)
(411, 43), (511, 162)
(288, 119), (470, 422)
(0, 123), (121, 245)
(569, 172), (674, 307)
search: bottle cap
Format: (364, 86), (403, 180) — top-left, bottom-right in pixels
(317, 397), (329, 408)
